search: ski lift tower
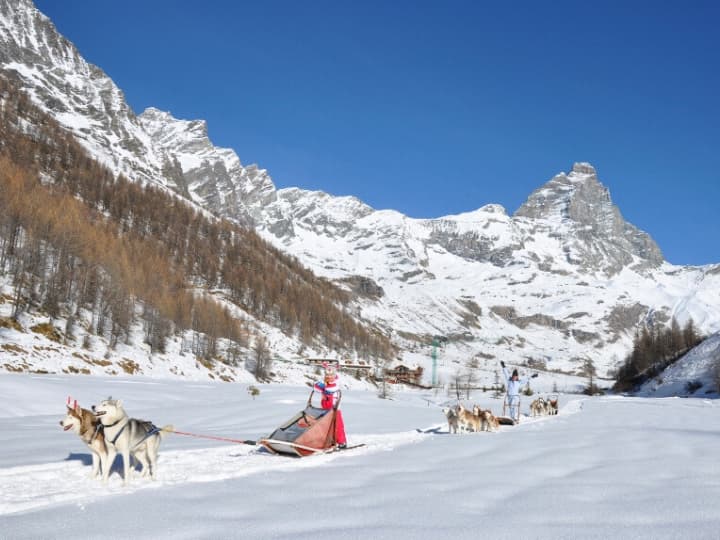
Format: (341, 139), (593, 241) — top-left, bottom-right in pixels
(431, 336), (447, 387)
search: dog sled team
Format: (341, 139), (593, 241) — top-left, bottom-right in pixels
(442, 360), (559, 434)
(442, 403), (501, 434)
(58, 362), (348, 483)
(60, 396), (173, 485)
(529, 395), (559, 417)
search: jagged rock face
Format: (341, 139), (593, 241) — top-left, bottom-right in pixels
(138, 108), (276, 226)
(0, 0), (168, 188)
(426, 206), (524, 266)
(515, 163), (663, 274)
(0, 0), (274, 224)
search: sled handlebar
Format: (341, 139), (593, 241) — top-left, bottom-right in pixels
(307, 389), (342, 410)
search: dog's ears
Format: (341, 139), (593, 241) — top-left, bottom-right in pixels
(116, 399), (123, 407)
(67, 396), (80, 412)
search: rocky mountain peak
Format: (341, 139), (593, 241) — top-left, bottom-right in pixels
(514, 163), (663, 273)
(139, 107), (209, 142)
(571, 162), (597, 176)
(0, 0), (167, 186)
(514, 162), (606, 222)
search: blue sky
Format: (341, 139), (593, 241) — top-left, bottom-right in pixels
(35, 0), (719, 265)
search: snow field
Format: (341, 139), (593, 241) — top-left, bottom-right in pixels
(1, 374), (719, 539)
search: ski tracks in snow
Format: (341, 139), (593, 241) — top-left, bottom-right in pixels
(0, 430), (426, 516)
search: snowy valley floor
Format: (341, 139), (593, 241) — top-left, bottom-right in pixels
(0, 374), (718, 539)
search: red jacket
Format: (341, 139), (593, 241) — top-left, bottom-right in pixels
(314, 374), (340, 409)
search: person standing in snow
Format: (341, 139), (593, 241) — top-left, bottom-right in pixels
(500, 361), (538, 421)
(314, 362), (347, 449)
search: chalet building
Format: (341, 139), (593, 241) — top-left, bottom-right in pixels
(384, 364), (424, 385)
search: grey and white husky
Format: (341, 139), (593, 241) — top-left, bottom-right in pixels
(442, 406), (459, 434)
(93, 398), (173, 484)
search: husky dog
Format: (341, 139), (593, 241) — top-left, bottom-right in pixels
(60, 399), (108, 480)
(530, 397), (547, 417)
(471, 404), (488, 432)
(442, 407), (459, 434)
(472, 405), (500, 432)
(547, 397), (559, 415)
(456, 404), (482, 433)
(480, 409), (500, 432)
(93, 398), (173, 484)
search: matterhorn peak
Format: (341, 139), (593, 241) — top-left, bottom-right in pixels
(514, 163), (605, 221)
(514, 163), (663, 272)
(571, 162), (597, 176)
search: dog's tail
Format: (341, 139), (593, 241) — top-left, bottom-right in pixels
(158, 424), (175, 439)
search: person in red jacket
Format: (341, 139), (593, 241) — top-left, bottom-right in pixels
(314, 362), (347, 449)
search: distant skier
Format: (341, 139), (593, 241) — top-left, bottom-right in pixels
(314, 362), (347, 449)
(500, 361), (538, 421)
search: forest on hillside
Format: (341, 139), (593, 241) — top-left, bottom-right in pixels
(0, 74), (393, 372)
(612, 317), (703, 392)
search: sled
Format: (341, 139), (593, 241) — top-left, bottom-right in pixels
(501, 395), (521, 425)
(258, 390), (342, 457)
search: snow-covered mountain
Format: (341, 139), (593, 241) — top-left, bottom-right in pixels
(247, 163), (720, 379)
(0, 0), (167, 187)
(2, 0), (719, 382)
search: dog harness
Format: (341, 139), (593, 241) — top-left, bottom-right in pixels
(105, 419), (162, 449)
(89, 422), (104, 444)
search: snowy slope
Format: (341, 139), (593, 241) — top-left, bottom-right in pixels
(1, 374), (719, 539)
(638, 331), (720, 397)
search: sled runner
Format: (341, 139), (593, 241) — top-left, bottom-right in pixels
(495, 415), (516, 426)
(500, 394), (520, 425)
(258, 390), (343, 457)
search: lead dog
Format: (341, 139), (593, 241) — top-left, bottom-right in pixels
(530, 397), (548, 417)
(442, 406), (459, 434)
(60, 398), (108, 480)
(93, 398), (173, 484)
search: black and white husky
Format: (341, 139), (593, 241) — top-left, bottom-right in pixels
(93, 398), (173, 484)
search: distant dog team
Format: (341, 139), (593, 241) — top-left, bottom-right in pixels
(442, 404), (500, 433)
(530, 396), (559, 417)
(60, 396), (172, 484)
(443, 395), (559, 433)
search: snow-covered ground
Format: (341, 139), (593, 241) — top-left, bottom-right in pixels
(1, 374), (718, 539)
